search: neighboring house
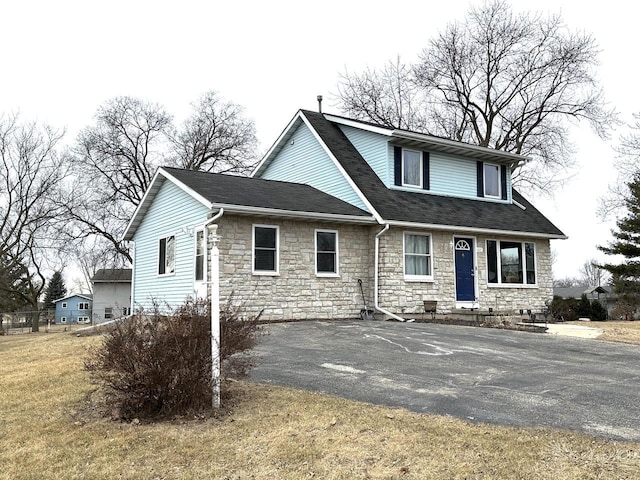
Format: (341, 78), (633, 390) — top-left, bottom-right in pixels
(53, 294), (93, 324)
(91, 268), (132, 324)
(124, 109), (565, 321)
(553, 285), (615, 317)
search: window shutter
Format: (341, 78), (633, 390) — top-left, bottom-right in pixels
(422, 152), (430, 190)
(477, 161), (484, 197)
(500, 165), (508, 200)
(394, 146), (402, 186)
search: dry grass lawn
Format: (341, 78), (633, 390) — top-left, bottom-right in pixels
(2, 331), (640, 479)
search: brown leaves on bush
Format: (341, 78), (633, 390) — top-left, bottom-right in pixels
(85, 297), (261, 420)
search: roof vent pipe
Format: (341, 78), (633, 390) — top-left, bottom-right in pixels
(317, 95), (323, 113)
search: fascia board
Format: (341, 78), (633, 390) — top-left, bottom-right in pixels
(323, 114), (394, 137)
(212, 203), (377, 225)
(385, 220), (568, 240)
(392, 130), (529, 164)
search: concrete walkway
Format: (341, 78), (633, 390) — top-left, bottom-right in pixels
(543, 323), (604, 339)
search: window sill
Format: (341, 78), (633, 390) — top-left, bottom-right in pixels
(316, 272), (340, 278)
(252, 271), (280, 277)
(487, 283), (538, 289)
(404, 276), (434, 283)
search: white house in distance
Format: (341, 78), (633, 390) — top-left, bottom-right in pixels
(123, 109), (565, 321)
(91, 268), (132, 324)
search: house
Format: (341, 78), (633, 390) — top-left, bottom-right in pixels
(124, 109), (565, 321)
(553, 285), (614, 318)
(53, 294), (93, 324)
(91, 268), (132, 324)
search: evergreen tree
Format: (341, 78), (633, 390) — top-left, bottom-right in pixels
(0, 254), (30, 313)
(599, 175), (640, 319)
(43, 271), (67, 311)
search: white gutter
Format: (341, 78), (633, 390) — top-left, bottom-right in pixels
(203, 207), (224, 228)
(374, 224), (406, 322)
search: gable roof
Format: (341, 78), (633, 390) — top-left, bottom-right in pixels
(298, 110), (565, 238)
(124, 167), (375, 240)
(92, 268), (132, 283)
(53, 293), (93, 304)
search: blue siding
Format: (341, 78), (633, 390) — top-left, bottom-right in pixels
(339, 125), (389, 183)
(260, 122), (368, 210)
(386, 145), (512, 202)
(132, 179), (210, 312)
(54, 295), (92, 324)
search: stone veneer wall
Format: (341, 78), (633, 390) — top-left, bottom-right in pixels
(210, 215), (375, 321)
(376, 228), (554, 317)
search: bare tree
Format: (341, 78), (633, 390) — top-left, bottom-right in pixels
(599, 113), (640, 218)
(335, 1), (617, 194)
(336, 57), (428, 131)
(63, 97), (174, 262)
(62, 93), (258, 264)
(553, 277), (581, 288)
(579, 259), (609, 287)
(0, 114), (69, 331)
(171, 91), (258, 174)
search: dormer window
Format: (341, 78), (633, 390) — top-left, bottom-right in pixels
(483, 163), (501, 198)
(403, 149), (422, 187)
(394, 147), (430, 190)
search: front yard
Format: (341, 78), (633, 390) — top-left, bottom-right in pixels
(566, 320), (640, 345)
(1, 329), (639, 479)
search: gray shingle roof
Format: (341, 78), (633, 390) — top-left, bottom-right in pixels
(162, 167), (372, 218)
(92, 268), (132, 283)
(301, 110), (565, 237)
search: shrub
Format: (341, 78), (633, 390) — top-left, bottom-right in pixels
(549, 295), (608, 322)
(85, 297), (261, 420)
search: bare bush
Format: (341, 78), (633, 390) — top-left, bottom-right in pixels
(85, 298), (261, 420)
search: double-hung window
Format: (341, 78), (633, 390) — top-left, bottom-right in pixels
(158, 235), (175, 275)
(484, 163), (501, 198)
(404, 232), (433, 281)
(316, 230), (338, 276)
(487, 240), (536, 285)
(253, 225), (279, 275)
(78, 302), (89, 310)
(403, 149), (422, 187)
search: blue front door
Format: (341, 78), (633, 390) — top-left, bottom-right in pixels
(455, 237), (475, 302)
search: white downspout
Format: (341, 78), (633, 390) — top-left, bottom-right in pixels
(374, 224), (405, 322)
(204, 207), (224, 228)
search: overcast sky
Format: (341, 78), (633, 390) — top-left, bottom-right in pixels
(1, 0), (637, 284)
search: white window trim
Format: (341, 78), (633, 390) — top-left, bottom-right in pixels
(61, 302), (67, 309)
(403, 231), (434, 282)
(157, 233), (176, 277)
(60, 316), (67, 323)
(78, 302), (89, 310)
(402, 148), (423, 188)
(315, 229), (339, 277)
(252, 224), (280, 276)
(486, 239), (538, 288)
(483, 163), (501, 199)
(194, 227), (207, 283)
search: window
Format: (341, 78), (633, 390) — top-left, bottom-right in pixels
(487, 240), (536, 285)
(404, 233), (433, 280)
(60, 316), (67, 323)
(122, 307), (131, 316)
(316, 230), (338, 275)
(78, 302), (90, 310)
(403, 149), (422, 187)
(158, 235), (175, 275)
(104, 307), (113, 319)
(253, 225), (278, 274)
(195, 229), (205, 281)
(61, 302), (67, 309)
(484, 163), (501, 197)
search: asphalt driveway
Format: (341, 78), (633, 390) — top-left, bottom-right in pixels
(249, 321), (640, 442)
